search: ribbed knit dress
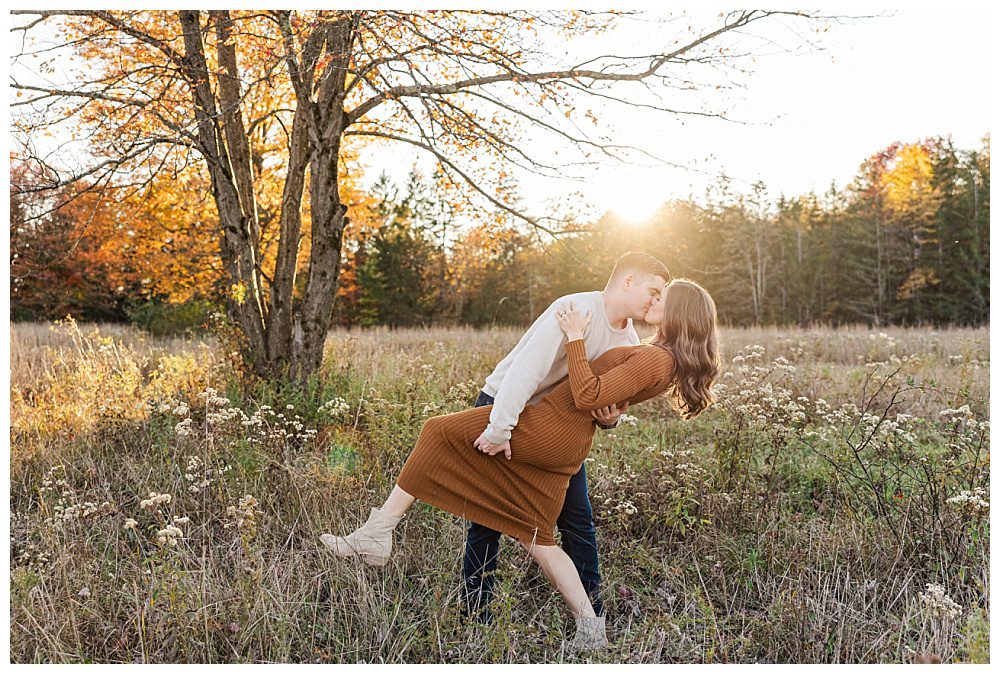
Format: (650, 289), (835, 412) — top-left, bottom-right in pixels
(396, 339), (676, 546)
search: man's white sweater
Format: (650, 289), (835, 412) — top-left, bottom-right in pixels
(481, 290), (640, 445)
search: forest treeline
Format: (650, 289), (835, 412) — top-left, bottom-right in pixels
(11, 135), (989, 331)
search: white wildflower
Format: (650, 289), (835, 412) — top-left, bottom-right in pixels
(946, 487), (989, 515)
(918, 583), (962, 620)
(939, 405), (973, 423)
(139, 492), (172, 510)
(224, 494), (259, 531)
(175, 418), (195, 439)
(320, 397), (351, 420)
(156, 524), (184, 546)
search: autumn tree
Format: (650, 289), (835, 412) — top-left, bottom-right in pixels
(848, 140), (953, 325)
(11, 10), (831, 380)
(11, 177), (122, 320)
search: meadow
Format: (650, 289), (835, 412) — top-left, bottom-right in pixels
(9, 319), (990, 663)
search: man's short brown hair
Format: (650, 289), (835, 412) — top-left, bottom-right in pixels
(608, 251), (671, 284)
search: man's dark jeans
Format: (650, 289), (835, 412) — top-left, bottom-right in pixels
(462, 390), (603, 621)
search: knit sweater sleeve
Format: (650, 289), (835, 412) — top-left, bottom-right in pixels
(564, 339), (673, 411)
(482, 306), (568, 445)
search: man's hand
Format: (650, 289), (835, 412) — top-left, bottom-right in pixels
(592, 401), (629, 427)
(473, 431), (512, 460)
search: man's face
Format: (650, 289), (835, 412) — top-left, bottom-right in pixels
(624, 273), (667, 321)
(644, 290), (666, 326)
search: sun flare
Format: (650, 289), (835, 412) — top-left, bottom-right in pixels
(601, 178), (665, 223)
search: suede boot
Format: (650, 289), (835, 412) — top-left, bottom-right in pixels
(571, 615), (609, 650)
(320, 507), (402, 566)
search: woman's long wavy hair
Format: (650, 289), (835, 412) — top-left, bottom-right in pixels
(649, 278), (721, 419)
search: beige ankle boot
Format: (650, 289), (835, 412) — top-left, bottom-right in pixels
(320, 507), (402, 566)
(571, 615), (609, 650)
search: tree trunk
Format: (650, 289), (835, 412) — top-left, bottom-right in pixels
(289, 16), (356, 381)
(212, 11), (260, 252)
(266, 103), (312, 374)
(874, 196), (884, 328)
(179, 10), (269, 375)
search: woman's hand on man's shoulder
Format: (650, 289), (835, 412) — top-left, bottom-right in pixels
(555, 300), (591, 341)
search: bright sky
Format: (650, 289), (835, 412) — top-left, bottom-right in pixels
(7, 8), (991, 227)
(361, 8), (991, 224)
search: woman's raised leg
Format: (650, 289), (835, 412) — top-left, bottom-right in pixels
(320, 485), (415, 566)
(379, 484), (416, 517)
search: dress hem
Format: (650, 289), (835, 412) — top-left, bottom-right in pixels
(397, 476), (556, 547)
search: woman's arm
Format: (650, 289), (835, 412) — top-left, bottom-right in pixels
(563, 339), (670, 411)
(554, 301), (672, 412)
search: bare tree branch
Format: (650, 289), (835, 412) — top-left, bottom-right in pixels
(347, 10), (791, 124)
(345, 128), (584, 237)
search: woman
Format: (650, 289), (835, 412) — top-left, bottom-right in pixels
(320, 279), (721, 649)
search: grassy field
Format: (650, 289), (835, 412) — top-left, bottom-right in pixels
(9, 318), (990, 663)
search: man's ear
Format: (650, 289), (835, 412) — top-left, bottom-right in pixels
(622, 272), (634, 290)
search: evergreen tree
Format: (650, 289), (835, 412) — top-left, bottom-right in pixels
(356, 170), (442, 327)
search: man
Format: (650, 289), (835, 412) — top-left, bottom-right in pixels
(464, 251), (670, 622)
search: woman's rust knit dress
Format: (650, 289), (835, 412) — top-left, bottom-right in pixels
(396, 339), (675, 546)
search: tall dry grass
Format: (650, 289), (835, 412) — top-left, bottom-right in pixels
(9, 319), (989, 663)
